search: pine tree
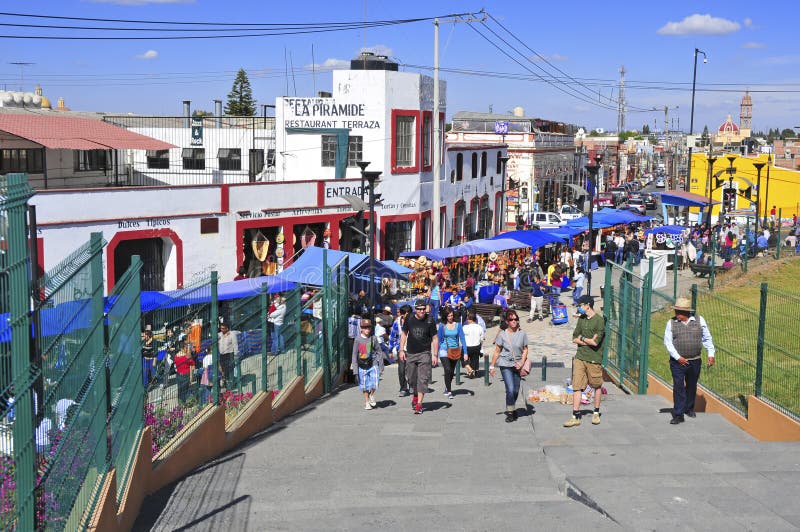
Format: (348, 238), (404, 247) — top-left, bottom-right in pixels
(224, 68), (256, 116)
(701, 125), (710, 146)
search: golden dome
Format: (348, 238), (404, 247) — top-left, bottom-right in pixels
(40, 95), (52, 109)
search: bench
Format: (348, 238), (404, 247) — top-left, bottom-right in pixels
(689, 263), (733, 278)
(471, 302), (503, 326)
(508, 290), (531, 310)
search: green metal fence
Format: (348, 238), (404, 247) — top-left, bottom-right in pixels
(602, 258), (652, 394)
(322, 252), (349, 392)
(106, 256), (144, 503)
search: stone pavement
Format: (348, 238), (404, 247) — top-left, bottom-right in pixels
(133, 309), (800, 531)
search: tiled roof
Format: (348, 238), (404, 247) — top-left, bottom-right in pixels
(0, 114), (175, 150)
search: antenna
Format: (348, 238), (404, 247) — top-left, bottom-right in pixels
(8, 61), (35, 92)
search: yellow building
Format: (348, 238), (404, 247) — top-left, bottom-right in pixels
(688, 153), (800, 222)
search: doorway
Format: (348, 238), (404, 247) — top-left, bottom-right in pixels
(114, 238), (165, 291)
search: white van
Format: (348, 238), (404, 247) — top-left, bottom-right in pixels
(525, 211), (566, 229)
(558, 204), (583, 221)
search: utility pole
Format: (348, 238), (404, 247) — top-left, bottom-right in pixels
(432, 11), (485, 249)
(9, 61), (35, 92)
(616, 66), (626, 183)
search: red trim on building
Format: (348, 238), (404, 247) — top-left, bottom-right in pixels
(317, 181), (325, 206)
(390, 109), (420, 174)
(421, 110), (433, 172)
(220, 184), (230, 213)
(37, 211), (221, 228)
(379, 213), (419, 261)
(106, 228), (184, 292)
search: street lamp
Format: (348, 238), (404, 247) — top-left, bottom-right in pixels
(356, 160), (370, 202)
(705, 155), (717, 227)
(363, 169), (382, 320)
(763, 154), (772, 229)
(752, 161), (765, 235)
(585, 153), (602, 297)
(722, 155), (736, 220)
(687, 48), (708, 192)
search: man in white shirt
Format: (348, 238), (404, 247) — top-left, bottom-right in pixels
(218, 322), (240, 388)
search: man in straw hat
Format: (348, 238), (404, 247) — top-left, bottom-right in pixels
(663, 297), (715, 425)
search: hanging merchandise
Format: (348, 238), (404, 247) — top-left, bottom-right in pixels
(252, 230), (270, 262)
(301, 226), (317, 249)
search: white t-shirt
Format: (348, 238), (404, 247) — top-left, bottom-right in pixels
(463, 322), (485, 347)
(55, 398), (76, 429)
(35, 417), (53, 449)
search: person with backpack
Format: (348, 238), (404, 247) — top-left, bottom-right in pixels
(351, 319), (384, 410)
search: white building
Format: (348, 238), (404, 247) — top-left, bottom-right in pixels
(16, 54), (505, 292)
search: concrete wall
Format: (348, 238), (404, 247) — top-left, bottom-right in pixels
(88, 367), (335, 531)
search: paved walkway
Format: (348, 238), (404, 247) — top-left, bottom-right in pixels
(134, 308), (800, 531)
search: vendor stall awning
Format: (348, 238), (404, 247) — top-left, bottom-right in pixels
(140, 276), (296, 312)
(276, 246), (407, 286)
(654, 190), (720, 208)
(644, 225), (686, 236)
(490, 230), (565, 249)
(593, 208), (654, 224)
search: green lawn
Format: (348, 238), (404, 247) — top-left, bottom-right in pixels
(647, 257), (800, 418)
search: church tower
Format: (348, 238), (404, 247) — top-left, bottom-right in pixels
(740, 89), (752, 137)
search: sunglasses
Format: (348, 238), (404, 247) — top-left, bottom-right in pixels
(415, 307), (426, 311)
(507, 317), (519, 322)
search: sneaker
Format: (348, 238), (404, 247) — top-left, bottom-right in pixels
(364, 403), (373, 410)
(412, 396), (418, 409)
(505, 412), (515, 423)
(369, 394), (377, 407)
(512, 410), (518, 420)
(443, 390), (450, 396)
(592, 412), (601, 425)
(398, 389), (409, 397)
(526, 318), (533, 323)
(414, 403), (423, 415)
(563, 416), (582, 428)
(446, 391), (454, 399)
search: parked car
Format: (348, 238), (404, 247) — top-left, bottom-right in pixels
(593, 192), (615, 208)
(610, 186), (627, 204)
(622, 198), (647, 215)
(525, 211), (566, 229)
(644, 193), (657, 210)
(558, 204), (583, 221)
(655, 178), (666, 189)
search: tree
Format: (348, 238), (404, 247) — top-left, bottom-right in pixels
(642, 124), (650, 135)
(192, 109), (212, 117)
(701, 125), (710, 147)
(780, 128), (797, 140)
(224, 68), (256, 116)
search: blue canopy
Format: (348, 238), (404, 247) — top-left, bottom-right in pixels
(564, 216), (615, 230)
(539, 226), (585, 239)
(381, 259), (413, 275)
(594, 208), (653, 224)
(276, 246), (406, 286)
(644, 225), (686, 236)
(140, 275), (296, 312)
(399, 248), (448, 260)
(654, 190), (719, 208)
(489, 230), (564, 249)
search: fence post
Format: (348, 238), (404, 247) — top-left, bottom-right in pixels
(261, 283), (269, 393)
(321, 249), (331, 393)
(484, 356), (490, 386)
(755, 282), (768, 397)
(743, 218), (750, 272)
(709, 238), (716, 291)
(211, 271), (220, 404)
(541, 355), (547, 381)
(7, 174), (35, 531)
(639, 265), (652, 394)
(602, 261), (613, 365)
(776, 208), (782, 259)
(455, 360), (462, 385)
(691, 284), (698, 311)
(618, 263), (630, 389)
(672, 247), (679, 300)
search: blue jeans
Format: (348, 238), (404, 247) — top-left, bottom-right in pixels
(272, 324), (285, 354)
(572, 286), (583, 305)
(142, 358), (156, 387)
(670, 358), (702, 417)
(500, 366), (521, 408)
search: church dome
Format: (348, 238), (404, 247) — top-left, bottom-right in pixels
(40, 95), (52, 109)
(718, 114), (739, 134)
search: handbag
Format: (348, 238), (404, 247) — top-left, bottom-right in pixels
(447, 347), (462, 361)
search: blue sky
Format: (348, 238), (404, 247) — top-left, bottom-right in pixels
(1, 0), (798, 134)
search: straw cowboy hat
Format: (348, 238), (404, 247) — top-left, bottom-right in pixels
(416, 256), (428, 267)
(673, 297), (692, 312)
(488, 251), (498, 261)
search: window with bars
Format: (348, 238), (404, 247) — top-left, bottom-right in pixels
(454, 203), (466, 241)
(146, 150), (170, 169)
(471, 153), (478, 179)
(468, 199), (479, 238)
(321, 135), (363, 167)
(182, 148), (205, 170)
(74, 150), (108, 172)
(395, 115), (415, 167)
(384, 220), (414, 260)
(218, 148), (242, 171)
(0, 148), (44, 174)
(422, 114), (432, 168)
(478, 197), (491, 238)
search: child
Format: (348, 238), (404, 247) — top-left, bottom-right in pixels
(351, 319), (384, 410)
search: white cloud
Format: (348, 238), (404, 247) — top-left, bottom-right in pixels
(530, 53), (569, 62)
(743, 18), (753, 28)
(85, 0), (193, 4)
(741, 42), (766, 49)
(657, 14), (740, 36)
(306, 58), (350, 71)
(135, 50), (159, 60)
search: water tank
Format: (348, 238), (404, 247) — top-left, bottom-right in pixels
(350, 52), (399, 71)
(513, 106), (525, 117)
